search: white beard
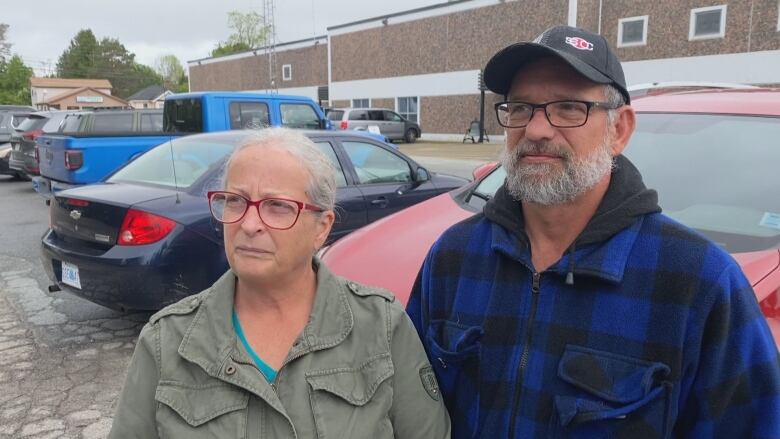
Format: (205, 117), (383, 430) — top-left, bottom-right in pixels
(500, 134), (615, 205)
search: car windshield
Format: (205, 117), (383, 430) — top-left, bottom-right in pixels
(107, 133), (240, 189)
(16, 115), (48, 132)
(469, 113), (780, 253)
(326, 110), (344, 121)
(625, 113), (780, 253)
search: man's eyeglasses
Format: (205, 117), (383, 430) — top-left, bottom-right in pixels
(207, 191), (324, 230)
(495, 100), (622, 128)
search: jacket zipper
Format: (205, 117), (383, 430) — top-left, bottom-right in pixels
(508, 271), (541, 438)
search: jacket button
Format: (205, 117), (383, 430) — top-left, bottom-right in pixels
(225, 364), (236, 375)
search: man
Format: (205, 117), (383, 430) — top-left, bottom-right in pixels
(407, 25), (780, 438)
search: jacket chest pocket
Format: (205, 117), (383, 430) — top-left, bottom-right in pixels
(306, 352), (395, 439)
(154, 381), (249, 439)
(426, 320), (482, 438)
(549, 345), (672, 439)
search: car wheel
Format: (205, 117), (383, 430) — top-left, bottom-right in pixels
(404, 128), (418, 144)
(13, 172), (29, 181)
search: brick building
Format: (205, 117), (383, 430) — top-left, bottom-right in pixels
(188, 0), (780, 140)
(189, 36), (328, 103)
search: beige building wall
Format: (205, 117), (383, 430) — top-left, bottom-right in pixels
(370, 98), (394, 109)
(420, 93), (504, 137)
(601, 0), (780, 61)
(184, 0), (780, 137)
(330, 1), (567, 82)
(49, 90), (127, 110)
(190, 43), (327, 91)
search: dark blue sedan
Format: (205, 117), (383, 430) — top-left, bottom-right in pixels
(40, 130), (466, 311)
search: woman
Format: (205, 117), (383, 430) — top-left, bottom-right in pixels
(109, 128), (450, 438)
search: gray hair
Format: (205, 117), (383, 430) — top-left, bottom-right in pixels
(220, 127), (337, 211)
(603, 84), (626, 127)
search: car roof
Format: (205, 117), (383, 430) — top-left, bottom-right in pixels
(168, 129), (393, 143)
(332, 108), (394, 112)
(631, 88), (780, 116)
(169, 92), (315, 101)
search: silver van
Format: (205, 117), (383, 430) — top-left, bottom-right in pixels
(327, 107), (422, 143)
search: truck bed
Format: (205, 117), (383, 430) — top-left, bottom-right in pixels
(37, 132), (178, 184)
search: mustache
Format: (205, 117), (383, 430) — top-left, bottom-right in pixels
(507, 140), (572, 161)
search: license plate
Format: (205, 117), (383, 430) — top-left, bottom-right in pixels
(61, 261), (81, 289)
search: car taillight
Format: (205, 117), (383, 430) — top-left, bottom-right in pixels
(22, 129), (44, 141)
(66, 198), (89, 207)
(117, 209), (176, 246)
(340, 120), (348, 130)
(64, 151), (83, 170)
(761, 288), (779, 319)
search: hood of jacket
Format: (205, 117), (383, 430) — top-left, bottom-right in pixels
(484, 155), (661, 281)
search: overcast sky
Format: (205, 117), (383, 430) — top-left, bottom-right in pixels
(5, 0), (440, 76)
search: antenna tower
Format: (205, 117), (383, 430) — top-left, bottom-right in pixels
(263, 0), (278, 93)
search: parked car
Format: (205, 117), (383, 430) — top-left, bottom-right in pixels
(35, 92), (384, 197)
(0, 108), (35, 144)
(8, 111), (76, 179)
(0, 144), (21, 179)
(163, 92), (329, 133)
(321, 87), (780, 351)
(328, 107), (422, 143)
(35, 109), (165, 195)
(40, 130), (466, 311)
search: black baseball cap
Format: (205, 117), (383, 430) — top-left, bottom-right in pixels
(484, 25), (630, 104)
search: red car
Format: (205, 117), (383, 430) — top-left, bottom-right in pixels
(322, 87), (780, 350)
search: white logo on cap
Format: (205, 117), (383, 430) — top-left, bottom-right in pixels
(565, 36), (594, 51)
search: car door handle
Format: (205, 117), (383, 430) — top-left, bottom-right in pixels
(370, 197), (389, 208)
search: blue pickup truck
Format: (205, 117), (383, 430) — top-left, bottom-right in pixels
(36, 92), (334, 195)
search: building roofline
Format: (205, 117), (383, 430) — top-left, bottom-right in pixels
(45, 87), (128, 105)
(187, 35), (328, 64)
(327, 0), (473, 31)
(30, 77), (113, 89)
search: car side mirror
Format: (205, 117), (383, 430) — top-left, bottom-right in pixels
(415, 167), (430, 182)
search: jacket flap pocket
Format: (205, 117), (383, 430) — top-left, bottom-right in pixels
(155, 381), (249, 427)
(426, 320), (483, 362)
(558, 344), (670, 404)
(306, 352), (394, 406)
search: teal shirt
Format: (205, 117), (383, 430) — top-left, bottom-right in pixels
(232, 309), (277, 382)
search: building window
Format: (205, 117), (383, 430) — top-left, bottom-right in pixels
(397, 96), (418, 123)
(617, 15), (648, 47)
(777, 0), (780, 31)
(352, 98), (370, 108)
(689, 5), (727, 40)
(282, 64), (292, 81)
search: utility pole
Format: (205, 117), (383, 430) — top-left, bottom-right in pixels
(478, 70), (486, 143)
(263, 0), (278, 93)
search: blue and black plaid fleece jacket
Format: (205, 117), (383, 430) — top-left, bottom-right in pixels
(407, 156), (780, 438)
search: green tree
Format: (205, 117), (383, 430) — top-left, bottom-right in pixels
(56, 29), (99, 78)
(55, 29), (163, 98)
(211, 10), (268, 57)
(154, 54), (188, 92)
(0, 55), (33, 105)
(210, 41), (251, 58)
(126, 64), (165, 98)
(226, 11), (268, 48)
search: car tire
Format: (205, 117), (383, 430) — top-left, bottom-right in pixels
(13, 172), (29, 181)
(404, 128), (418, 144)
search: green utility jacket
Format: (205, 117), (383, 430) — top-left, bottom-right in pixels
(109, 260), (450, 438)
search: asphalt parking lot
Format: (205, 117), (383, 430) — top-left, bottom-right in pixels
(0, 141), (503, 438)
